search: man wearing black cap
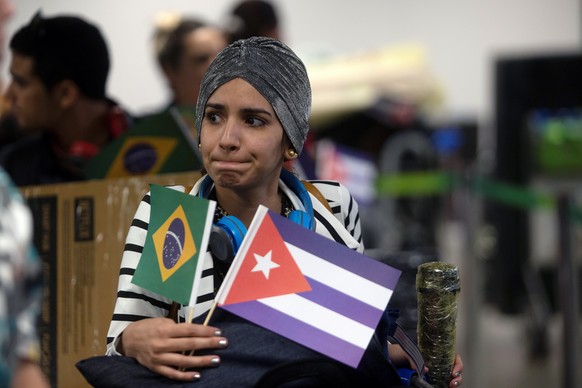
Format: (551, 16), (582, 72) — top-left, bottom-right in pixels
(0, 12), (133, 186)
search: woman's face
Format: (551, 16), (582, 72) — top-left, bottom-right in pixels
(166, 27), (227, 106)
(200, 78), (286, 192)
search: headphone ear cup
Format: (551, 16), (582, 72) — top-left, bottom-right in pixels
(209, 215), (247, 263)
(68, 141), (101, 160)
(209, 225), (235, 264)
(288, 210), (314, 231)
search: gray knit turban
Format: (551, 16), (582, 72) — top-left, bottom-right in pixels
(195, 36), (311, 154)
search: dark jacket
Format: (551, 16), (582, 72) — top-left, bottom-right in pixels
(0, 132), (81, 186)
(0, 102), (133, 187)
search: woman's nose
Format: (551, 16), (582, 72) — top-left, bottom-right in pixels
(218, 120), (240, 151)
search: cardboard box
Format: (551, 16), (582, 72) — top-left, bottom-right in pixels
(21, 171), (202, 388)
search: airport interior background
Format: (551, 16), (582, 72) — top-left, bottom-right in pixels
(5, 1), (582, 387)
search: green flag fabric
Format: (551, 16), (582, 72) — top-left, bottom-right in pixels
(131, 184), (215, 306)
(84, 108), (202, 179)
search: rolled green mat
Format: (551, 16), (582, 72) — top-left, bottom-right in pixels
(416, 262), (460, 388)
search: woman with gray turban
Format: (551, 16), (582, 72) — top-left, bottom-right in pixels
(100, 37), (463, 387)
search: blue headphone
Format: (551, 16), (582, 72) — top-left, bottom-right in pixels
(198, 169), (315, 263)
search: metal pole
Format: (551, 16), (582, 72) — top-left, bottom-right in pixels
(557, 193), (579, 388)
(460, 170), (481, 388)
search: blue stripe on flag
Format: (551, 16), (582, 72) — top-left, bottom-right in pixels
(223, 300), (366, 368)
(269, 211), (400, 289)
(299, 277), (383, 328)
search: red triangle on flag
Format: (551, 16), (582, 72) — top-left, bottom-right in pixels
(221, 213), (312, 305)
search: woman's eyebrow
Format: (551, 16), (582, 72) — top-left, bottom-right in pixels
(240, 107), (273, 117)
(205, 102), (224, 110)
(206, 101), (273, 117)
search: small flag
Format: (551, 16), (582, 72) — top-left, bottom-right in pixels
(216, 205), (401, 368)
(315, 139), (377, 207)
(132, 184), (215, 306)
(84, 108), (202, 179)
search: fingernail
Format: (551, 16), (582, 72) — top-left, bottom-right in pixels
(214, 330), (222, 336)
(219, 339), (228, 347)
(210, 357), (220, 365)
(454, 371), (461, 377)
(454, 381), (459, 386)
(192, 373), (200, 380)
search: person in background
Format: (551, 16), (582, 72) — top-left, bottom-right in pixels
(0, 111), (20, 150)
(145, 13), (227, 137)
(0, 2), (49, 387)
(226, 0), (282, 43)
(0, 169), (47, 388)
(0, 11), (133, 186)
(0, 1), (19, 151)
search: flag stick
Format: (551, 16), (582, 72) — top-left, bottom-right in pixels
(187, 306), (195, 324)
(181, 301), (219, 365)
(203, 302), (218, 325)
(177, 306), (197, 371)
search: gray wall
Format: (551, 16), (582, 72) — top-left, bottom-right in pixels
(3, 0), (580, 127)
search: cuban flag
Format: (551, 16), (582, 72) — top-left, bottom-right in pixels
(215, 205), (401, 368)
(315, 139), (377, 207)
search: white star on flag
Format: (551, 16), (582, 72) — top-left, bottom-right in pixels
(251, 250), (280, 279)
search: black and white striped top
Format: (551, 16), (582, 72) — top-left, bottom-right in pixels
(106, 177), (363, 355)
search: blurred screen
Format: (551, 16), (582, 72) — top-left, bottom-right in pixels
(529, 107), (582, 176)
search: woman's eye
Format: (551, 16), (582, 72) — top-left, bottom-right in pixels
(206, 112), (220, 123)
(247, 117), (265, 127)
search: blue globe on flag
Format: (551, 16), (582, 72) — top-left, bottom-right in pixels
(123, 143), (158, 174)
(162, 218), (185, 269)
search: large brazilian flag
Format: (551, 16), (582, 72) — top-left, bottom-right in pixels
(132, 184), (215, 306)
(84, 108), (201, 179)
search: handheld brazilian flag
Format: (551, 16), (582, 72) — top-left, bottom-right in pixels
(131, 184), (215, 306)
(83, 108), (201, 179)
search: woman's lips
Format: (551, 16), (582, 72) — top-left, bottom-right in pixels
(211, 160), (249, 170)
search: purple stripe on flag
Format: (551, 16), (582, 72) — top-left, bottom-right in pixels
(269, 211), (400, 289)
(300, 277), (384, 328)
(221, 301), (366, 368)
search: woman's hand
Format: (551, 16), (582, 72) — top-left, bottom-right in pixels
(388, 343), (428, 373)
(388, 344), (463, 387)
(119, 317), (228, 381)
(448, 354), (463, 387)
